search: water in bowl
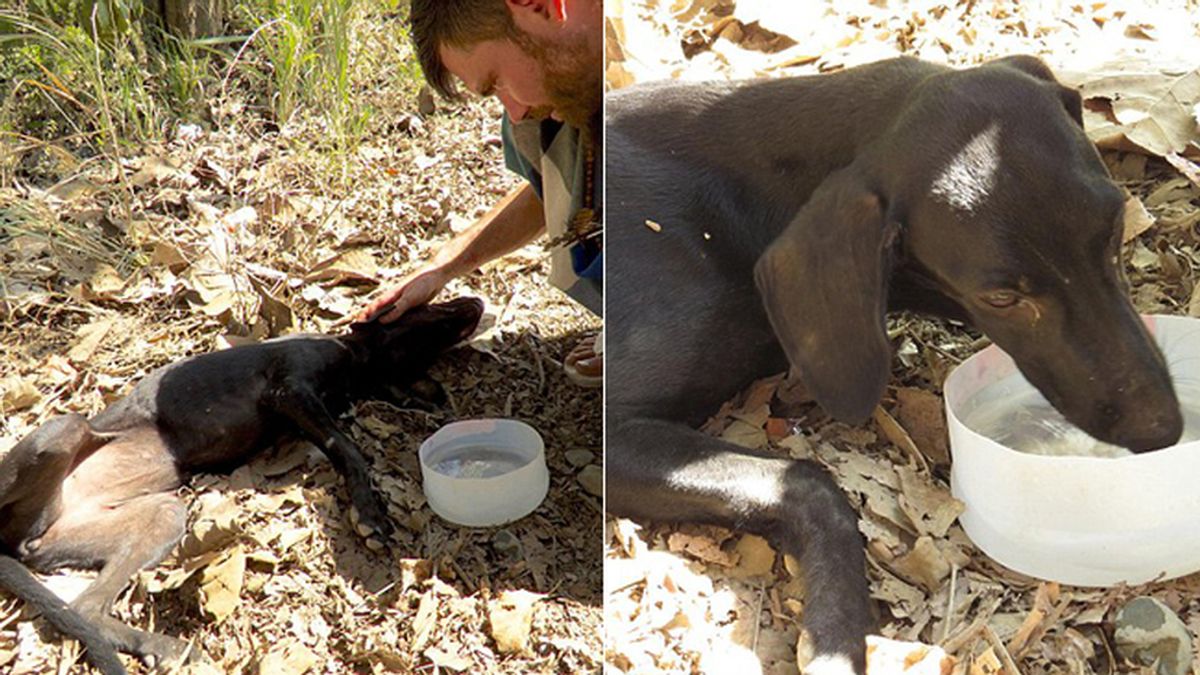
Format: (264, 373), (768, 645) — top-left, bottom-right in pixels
(431, 445), (530, 478)
(962, 377), (1200, 458)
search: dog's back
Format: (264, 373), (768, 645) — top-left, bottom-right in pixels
(91, 335), (353, 471)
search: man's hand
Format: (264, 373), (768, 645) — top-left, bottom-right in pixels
(357, 184), (546, 324)
(359, 265), (450, 323)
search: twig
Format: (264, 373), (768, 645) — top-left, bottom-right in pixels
(942, 563), (959, 643)
(221, 19), (283, 102)
(984, 624), (1022, 675)
(751, 583), (766, 655)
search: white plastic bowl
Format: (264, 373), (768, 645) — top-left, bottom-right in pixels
(419, 419), (549, 527)
(945, 314), (1200, 587)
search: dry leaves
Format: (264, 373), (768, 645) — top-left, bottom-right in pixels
(0, 15), (601, 672)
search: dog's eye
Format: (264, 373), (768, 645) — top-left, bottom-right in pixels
(981, 290), (1021, 308)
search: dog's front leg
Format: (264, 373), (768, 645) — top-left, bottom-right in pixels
(607, 417), (871, 675)
(268, 381), (394, 547)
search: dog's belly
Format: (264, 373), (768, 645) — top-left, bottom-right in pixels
(62, 426), (182, 507)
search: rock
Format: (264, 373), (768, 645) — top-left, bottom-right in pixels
(577, 464), (603, 497)
(417, 86), (436, 116)
(492, 529), (522, 559)
(1114, 596), (1192, 675)
(395, 113), (424, 135)
(565, 449), (595, 468)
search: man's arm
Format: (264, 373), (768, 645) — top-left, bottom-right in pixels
(359, 183), (546, 322)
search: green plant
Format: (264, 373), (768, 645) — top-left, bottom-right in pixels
(319, 0), (369, 155)
(0, 5), (160, 147)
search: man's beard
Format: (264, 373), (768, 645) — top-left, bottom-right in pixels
(513, 30), (601, 136)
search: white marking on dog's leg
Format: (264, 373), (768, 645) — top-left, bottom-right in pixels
(664, 454), (786, 517)
(930, 122), (1002, 213)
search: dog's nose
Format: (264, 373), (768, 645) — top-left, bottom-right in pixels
(1108, 406), (1184, 453)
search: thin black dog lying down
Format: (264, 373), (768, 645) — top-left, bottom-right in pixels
(606, 56), (1182, 674)
(0, 297), (484, 674)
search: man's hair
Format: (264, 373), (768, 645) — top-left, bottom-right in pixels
(411, 0), (519, 100)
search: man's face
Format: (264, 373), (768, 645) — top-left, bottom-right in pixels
(439, 23), (601, 131)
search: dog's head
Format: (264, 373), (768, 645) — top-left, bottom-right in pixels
(755, 56), (1182, 452)
(348, 296), (484, 379)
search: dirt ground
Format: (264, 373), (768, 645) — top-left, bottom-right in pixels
(0, 12), (601, 674)
(605, 1), (1200, 674)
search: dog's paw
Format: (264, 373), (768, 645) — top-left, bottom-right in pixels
(349, 503), (394, 551)
(139, 634), (210, 671)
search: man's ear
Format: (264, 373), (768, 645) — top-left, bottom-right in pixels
(506, 0), (565, 31)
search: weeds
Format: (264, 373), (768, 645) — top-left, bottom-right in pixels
(2, 0), (424, 189)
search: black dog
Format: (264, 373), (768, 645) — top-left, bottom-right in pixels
(0, 297), (483, 673)
(605, 56), (1181, 674)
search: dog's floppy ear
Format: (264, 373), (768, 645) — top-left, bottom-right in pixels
(992, 54), (1084, 127)
(754, 166), (898, 425)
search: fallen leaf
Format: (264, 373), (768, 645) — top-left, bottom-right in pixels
(1164, 152), (1200, 188)
(179, 493), (242, 560)
(1, 375), (41, 411)
(1061, 60), (1200, 159)
(255, 639), (319, 675)
(865, 635), (955, 674)
(150, 241), (190, 272)
(890, 536), (951, 592)
(969, 647), (1003, 675)
(424, 646), (473, 672)
(411, 591), (439, 652)
(895, 388), (950, 465)
(83, 263), (126, 300)
(306, 249), (380, 286)
(68, 318), (116, 364)
(667, 531), (738, 567)
(874, 405), (927, 470)
(895, 466), (964, 538)
(199, 545), (245, 624)
(720, 418), (767, 449)
(131, 156), (189, 187)
(398, 559), (433, 594)
(728, 534), (775, 578)
(488, 589), (542, 655)
(249, 276), (293, 337)
(1122, 194), (1156, 242)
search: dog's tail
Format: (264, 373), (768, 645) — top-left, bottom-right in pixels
(0, 554), (126, 675)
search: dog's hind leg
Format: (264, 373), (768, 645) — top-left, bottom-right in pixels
(607, 417), (872, 675)
(25, 490), (195, 667)
(268, 380), (393, 547)
(0, 554), (127, 675)
(0, 415), (131, 673)
(0, 414), (112, 550)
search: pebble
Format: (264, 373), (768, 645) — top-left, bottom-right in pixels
(492, 529), (522, 558)
(417, 86), (437, 116)
(1114, 596), (1193, 675)
(577, 464), (603, 497)
(565, 449), (595, 468)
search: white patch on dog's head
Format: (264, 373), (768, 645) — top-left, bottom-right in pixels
(930, 121), (1002, 213)
(802, 654), (857, 675)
